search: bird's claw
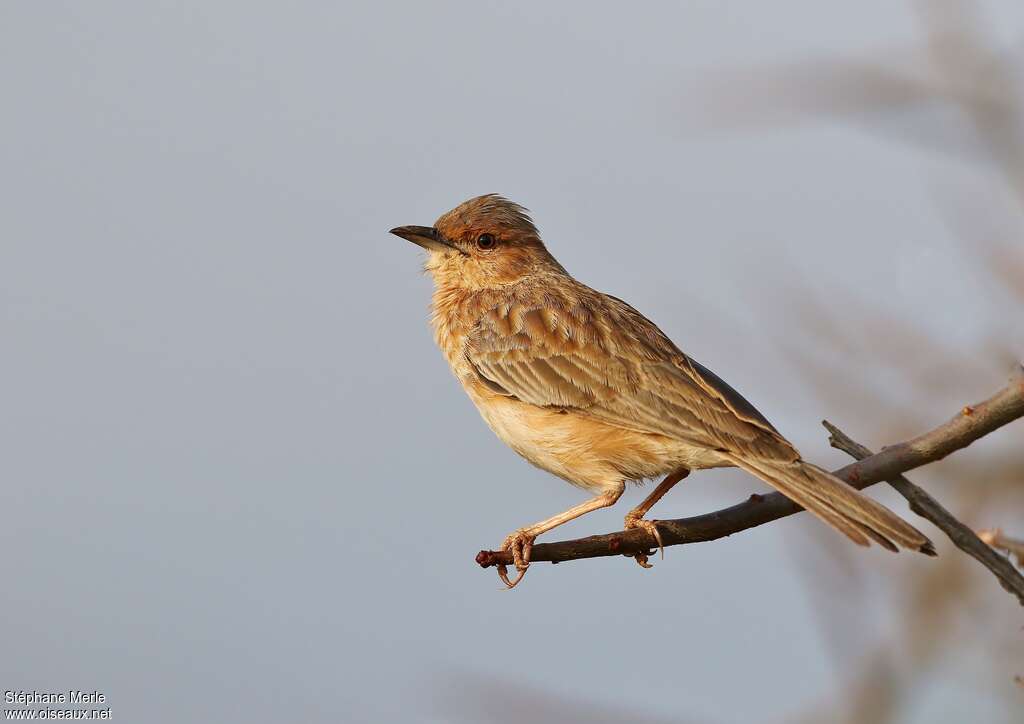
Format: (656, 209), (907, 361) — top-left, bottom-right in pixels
(496, 529), (535, 589)
(625, 516), (664, 569)
(496, 564), (526, 588)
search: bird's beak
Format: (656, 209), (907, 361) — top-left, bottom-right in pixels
(389, 225), (455, 253)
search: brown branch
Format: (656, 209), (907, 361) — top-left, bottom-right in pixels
(476, 364), (1024, 573)
(822, 420), (1024, 606)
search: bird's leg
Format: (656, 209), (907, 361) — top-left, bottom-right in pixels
(624, 468), (690, 568)
(497, 483), (625, 589)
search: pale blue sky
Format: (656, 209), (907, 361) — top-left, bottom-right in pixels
(2, 2), (1022, 722)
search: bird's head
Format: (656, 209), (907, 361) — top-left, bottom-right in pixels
(390, 194), (563, 289)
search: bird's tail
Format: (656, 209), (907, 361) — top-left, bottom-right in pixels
(722, 455), (936, 555)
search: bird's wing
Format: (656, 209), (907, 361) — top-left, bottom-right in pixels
(465, 293), (798, 461)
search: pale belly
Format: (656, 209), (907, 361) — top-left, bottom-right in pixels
(466, 383), (729, 493)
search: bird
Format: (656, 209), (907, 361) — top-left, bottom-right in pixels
(390, 194), (935, 588)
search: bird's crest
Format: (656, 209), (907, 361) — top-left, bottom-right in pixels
(435, 194), (539, 239)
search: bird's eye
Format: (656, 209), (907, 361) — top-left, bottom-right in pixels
(476, 233), (497, 250)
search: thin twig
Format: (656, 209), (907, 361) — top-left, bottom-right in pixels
(476, 365), (1024, 573)
(823, 420), (1024, 606)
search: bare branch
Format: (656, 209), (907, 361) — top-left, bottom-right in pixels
(476, 365), (1024, 576)
(823, 420), (1024, 606)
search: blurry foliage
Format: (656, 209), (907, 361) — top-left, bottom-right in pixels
(724, 2), (1024, 722)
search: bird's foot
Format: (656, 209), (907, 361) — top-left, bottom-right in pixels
(624, 514), (664, 569)
(496, 528), (536, 589)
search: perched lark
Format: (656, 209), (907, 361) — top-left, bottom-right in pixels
(390, 194), (934, 588)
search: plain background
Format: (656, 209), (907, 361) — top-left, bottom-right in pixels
(3, 2), (1023, 722)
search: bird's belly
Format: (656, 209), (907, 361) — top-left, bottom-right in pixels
(467, 387), (724, 493)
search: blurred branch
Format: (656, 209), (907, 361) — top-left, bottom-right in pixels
(823, 420), (1024, 606)
(476, 365), (1024, 573)
(687, 1), (1024, 206)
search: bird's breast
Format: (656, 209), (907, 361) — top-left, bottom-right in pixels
(460, 379), (718, 492)
(429, 286), (489, 375)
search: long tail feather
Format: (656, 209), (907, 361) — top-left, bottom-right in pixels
(722, 455), (936, 555)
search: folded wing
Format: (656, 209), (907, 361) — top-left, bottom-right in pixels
(465, 291), (798, 463)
